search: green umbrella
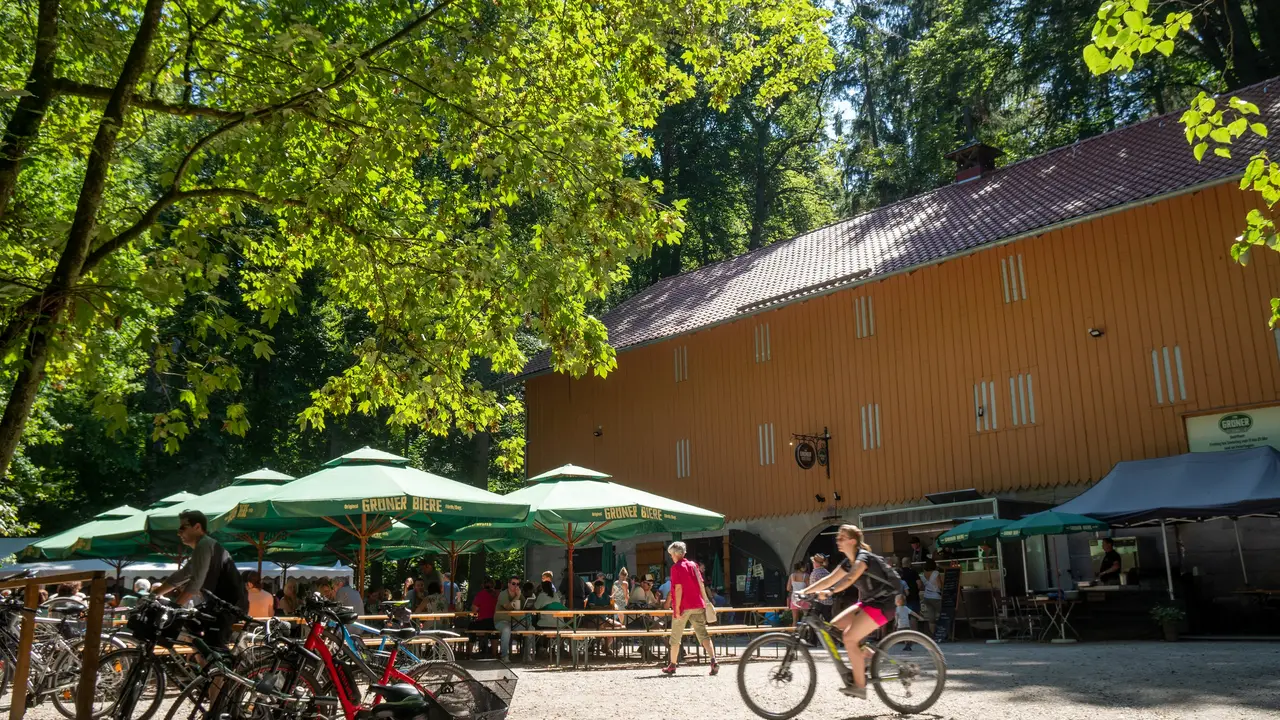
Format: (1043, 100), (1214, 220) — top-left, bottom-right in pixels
(145, 467), (299, 574)
(999, 511), (1108, 644)
(998, 511), (1108, 539)
(24, 505), (144, 560)
(937, 518), (1010, 547)
(434, 463), (724, 606)
(235, 447), (529, 589)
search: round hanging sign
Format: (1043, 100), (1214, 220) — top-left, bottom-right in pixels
(795, 440), (817, 470)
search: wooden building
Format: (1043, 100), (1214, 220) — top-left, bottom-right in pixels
(519, 80), (1280, 611)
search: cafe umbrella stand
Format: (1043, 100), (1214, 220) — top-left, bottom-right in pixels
(433, 463), (725, 609)
(235, 447), (528, 591)
(937, 518), (1011, 643)
(1000, 511), (1110, 643)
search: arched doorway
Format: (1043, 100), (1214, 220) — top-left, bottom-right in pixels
(798, 525), (841, 568)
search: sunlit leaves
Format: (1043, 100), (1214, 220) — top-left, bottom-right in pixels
(0, 0), (831, 469)
(1083, 2), (1191, 75)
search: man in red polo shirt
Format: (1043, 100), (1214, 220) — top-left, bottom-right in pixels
(662, 541), (717, 676)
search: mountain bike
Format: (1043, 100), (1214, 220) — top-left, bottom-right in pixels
(736, 592), (946, 718)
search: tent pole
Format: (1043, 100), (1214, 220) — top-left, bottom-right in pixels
(1160, 520), (1174, 601)
(1233, 519), (1249, 586)
(1021, 540), (1029, 595)
(995, 539), (1006, 597)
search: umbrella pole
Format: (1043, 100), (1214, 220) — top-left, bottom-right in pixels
(567, 523), (576, 610)
(1233, 519), (1249, 586)
(358, 514), (368, 593)
(257, 532), (265, 579)
(1160, 520), (1174, 601)
(1022, 540), (1030, 595)
(449, 544), (459, 610)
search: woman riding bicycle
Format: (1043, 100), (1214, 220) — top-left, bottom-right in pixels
(801, 524), (898, 700)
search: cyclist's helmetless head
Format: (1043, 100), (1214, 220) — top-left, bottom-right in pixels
(836, 524), (871, 555)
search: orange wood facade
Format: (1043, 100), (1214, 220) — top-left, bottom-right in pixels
(525, 182), (1280, 521)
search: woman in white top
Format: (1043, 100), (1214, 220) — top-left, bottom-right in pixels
(920, 559), (943, 635)
(786, 562), (809, 610)
(611, 568), (630, 627)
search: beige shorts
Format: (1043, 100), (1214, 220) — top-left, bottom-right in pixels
(669, 607), (711, 652)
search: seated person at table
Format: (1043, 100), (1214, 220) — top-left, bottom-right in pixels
(469, 578), (498, 656)
(630, 575), (659, 607)
(1097, 538), (1123, 585)
(534, 580), (566, 628)
(585, 579), (612, 611)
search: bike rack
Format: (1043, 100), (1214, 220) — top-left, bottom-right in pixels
(2, 570), (108, 720)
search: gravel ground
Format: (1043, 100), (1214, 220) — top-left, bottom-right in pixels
(14, 640), (1280, 720)
(506, 640), (1280, 720)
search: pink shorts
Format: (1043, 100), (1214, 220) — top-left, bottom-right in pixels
(853, 602), (890, 627)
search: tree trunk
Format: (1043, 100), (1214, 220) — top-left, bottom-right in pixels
(0, 0), (167, 482)
(466, 431), (490, 590)
(747, 115), (770, 252)
(1221, 0), (1271, 85)
(1252, 0), (1280, 68)
(655, 114), (682, 278)
(0, 0), (61, 220)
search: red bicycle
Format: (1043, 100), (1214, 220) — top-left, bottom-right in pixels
(163, 593), (488, 720)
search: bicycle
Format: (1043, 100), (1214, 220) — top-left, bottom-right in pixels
(331, 600), (456, 674)
(0, 575), (127, 719)
(177, 593), (478, 720)
(736, 592), (947, 718)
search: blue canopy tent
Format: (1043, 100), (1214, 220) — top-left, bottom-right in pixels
(1053, 446), (1280, 597)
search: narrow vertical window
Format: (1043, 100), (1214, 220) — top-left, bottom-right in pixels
(754, 324), (772, 363)
(1001, 255), (1027, 303)
(974, 380), (998, 432)
(1151, 345), (1187, 404)
(673, 346), (689, 382)
(861, 403), (882, 449)
(854, 296), (875, 338)
(676, 438), (691, 478)
(1010, 372), (1036, 426)
(757, 423), (776, 465)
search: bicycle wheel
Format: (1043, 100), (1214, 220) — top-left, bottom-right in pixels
(404, 660), (484, 713)
(209, 659), (331, 720)
(736, 632), (817, 720)
(412, 636), (456, 664)
(869, 630), (946, 715)
(94, 647), (166, 720)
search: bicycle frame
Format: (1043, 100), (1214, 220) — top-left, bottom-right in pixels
(301, 618), (427, 719)
(338, 621), (423, 665)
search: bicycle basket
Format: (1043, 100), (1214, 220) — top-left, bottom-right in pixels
(125, 600), (182, 643)
(416, 664), (517, 720)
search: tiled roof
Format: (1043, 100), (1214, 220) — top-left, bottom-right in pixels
(524, 79), (1280, 377)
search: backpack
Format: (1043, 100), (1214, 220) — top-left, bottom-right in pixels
(202, 540), (249, 613)
(858, 550), (905, 605)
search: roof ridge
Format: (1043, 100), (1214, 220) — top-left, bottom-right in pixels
(609, 79), (1279, 307)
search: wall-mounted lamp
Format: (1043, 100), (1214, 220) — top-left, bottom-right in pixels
(814, 494), (826, 503)
(833, 491), (841, 501)
(977, 406), (985, 417)
(593, 426), (603, 437)
(1088, 327), (1104, 338)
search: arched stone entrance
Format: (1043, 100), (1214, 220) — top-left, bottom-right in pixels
(793, 522), (842, 569)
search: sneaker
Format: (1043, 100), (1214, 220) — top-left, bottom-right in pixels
(840, 686), (867, 700)
(709, 661), (719, 676)
(661, 664), (677, 675)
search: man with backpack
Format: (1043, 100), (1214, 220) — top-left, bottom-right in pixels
(803, 524), (902, 701)
(152, 509), (249, 647)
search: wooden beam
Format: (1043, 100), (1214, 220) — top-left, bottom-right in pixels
(75, 574), (107, 719)
(8, 579), (37, 720)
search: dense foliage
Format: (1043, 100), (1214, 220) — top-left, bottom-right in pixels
(3, 0), (1275, 552)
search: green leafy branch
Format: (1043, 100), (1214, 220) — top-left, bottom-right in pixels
(1083, 0), (1192, 75)
(1085, 1), (1280, 327)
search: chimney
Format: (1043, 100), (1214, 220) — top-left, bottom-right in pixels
(945, 142), (1004, 184)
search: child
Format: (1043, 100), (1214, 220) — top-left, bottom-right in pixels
(895, 594), (923, 650)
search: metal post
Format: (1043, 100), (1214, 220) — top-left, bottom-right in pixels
(76, 574), (107, 719)
(1233, 519), (1249, 586)
(1160, 520), (1174, 601)
(1022, 540), (1030, 595)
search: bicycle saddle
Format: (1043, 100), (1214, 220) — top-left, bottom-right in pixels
(379, 626), (418, 641)
(369, 683), (423, 704)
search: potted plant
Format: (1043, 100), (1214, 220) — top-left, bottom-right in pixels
(1150, 605), (1185, 641)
